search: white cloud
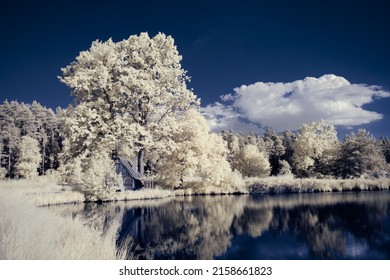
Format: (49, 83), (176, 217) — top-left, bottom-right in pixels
(202, 74), (390, 132)
(200, 102), (263, 133)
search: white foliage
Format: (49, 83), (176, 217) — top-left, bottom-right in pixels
(340, 129), (387, 178)
(59, 32), (200, 195)
(155, 109), (244, 191)
(81, 152), (123, 201)
(233, 144), (271, 178)
(57, 153), (83, 186)
(0, 167), (6, 180)
(59, 32), (199, 161)
(278, 159), (292, 176)
(59, 151), (123, 201)
(292, 120), (338, 173)
(15, 136), (41, 179)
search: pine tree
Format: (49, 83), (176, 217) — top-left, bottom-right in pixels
(380, 137), (390, 163)
(338, 129), (387, 178)
(264, 128), (286, 175)
(0, 100), (21, 178)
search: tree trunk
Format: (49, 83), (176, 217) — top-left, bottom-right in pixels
(137, 97), (149, 181)
(137, 131), (145, 179)
(137, 147), (145, 178)
(8, 153), (11, 179)
(41, 143), (46, 175)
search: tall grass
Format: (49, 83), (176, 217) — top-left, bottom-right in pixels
(248, 175), (390, 194)
(0, 179), (127, 259)
(0, 178), (85, 206)
(106, 187), (174, 201)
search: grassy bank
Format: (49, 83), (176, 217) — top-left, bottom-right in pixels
(0, 182), (126, 259)
(248, 176), (390, 194)
(1, 176), (389, 259)
(0, 178), (172, 259)
(0, 178), (174, 206)
(0, 178), (85, 206)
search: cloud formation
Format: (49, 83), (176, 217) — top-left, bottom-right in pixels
(201, 102), (263, 133)
(202, 74), (390, 132)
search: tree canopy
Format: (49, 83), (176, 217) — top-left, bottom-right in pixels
(59, 32), (199, 178)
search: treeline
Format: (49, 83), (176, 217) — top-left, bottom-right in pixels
(221, 121), (390, 179)
(1, 99), (389, 181)
(0, 100), (62, 179)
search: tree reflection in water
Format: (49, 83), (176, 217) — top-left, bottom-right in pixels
(53, 191), (390, 259)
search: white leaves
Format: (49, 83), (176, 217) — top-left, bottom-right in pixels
(232, 144), (271, 178)
(59, 32), (201, 193)
(340, 129), (387, 178)
(292, 120), (338, 172)
(154, 109), (237, 189)
(15, 136), (40, 179)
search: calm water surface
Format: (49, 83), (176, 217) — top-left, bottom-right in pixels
(54, 191), (390, 259)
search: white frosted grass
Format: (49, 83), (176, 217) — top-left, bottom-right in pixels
(0, 178), (132, 259)
(0, 177), (175, 205)
(0, 178), (85, 206)
(248, 176), (390, 194)
(110, 187), (174, 201)
(0, 186), (128, 259)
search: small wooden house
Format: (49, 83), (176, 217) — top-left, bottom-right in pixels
(112, 150), (143, 190)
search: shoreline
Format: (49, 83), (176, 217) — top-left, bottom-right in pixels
(1, 177), (390, 206)
(1, 177), (389, 260)
(247, 177), (390, 195)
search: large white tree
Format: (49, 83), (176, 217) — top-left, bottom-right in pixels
(59, 32), (199, 180)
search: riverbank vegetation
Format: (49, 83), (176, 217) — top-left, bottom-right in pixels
(248, 176), (390, 194)
(1, 32), (389, 202)
(0, 179), (126, 259)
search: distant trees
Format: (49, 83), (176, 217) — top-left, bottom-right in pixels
(1, 93), (388, 188)
(292, 120), (339, 177)
(15, 136), (40, 179)
(232, 144), (270, 178)
(278, 160), (292, 176)
(221, 120), (389, 180)
(0, 101), (20, 178)
(0, 100), (61, 179)
(264, 128), (285, 176)
(337, 129), (387, 178)
(380, 137), (390, 163)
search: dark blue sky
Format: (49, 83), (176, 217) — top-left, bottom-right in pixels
(1, 0), (389, 136)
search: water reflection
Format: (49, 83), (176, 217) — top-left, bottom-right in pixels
(53, 191), (390, 259)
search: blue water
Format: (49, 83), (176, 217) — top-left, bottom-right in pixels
(56, 191), (390, 259)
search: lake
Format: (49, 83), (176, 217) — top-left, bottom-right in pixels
(53, 191), (390, 259)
